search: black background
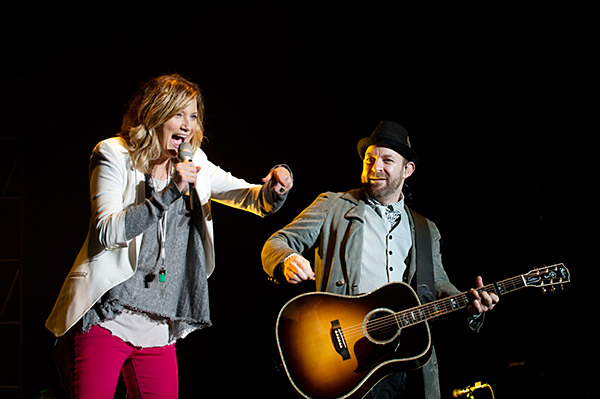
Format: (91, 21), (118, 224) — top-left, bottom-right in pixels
(1, 4), (595, 398)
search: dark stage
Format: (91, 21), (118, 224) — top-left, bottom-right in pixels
(1, 5), (594, 398)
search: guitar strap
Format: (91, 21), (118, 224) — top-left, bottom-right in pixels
(409, 208), (435, 304)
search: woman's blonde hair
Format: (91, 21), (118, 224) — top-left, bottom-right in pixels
(119, 74), (205, 174)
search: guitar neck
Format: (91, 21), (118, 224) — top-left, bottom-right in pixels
(396, 275), (526, 327)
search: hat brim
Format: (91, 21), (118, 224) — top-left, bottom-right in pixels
(357, 137), (419, 164)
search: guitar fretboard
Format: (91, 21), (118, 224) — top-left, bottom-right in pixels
(358, 264), (567, 337)
(393, 275), (527, 328)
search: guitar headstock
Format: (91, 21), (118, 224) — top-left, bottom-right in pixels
(523, 263), (570, 293)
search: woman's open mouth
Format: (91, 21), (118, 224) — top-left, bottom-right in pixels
(171, 134), (188, 149)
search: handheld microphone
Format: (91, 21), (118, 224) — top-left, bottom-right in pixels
(177, 142), (194, 210)
(452, 381), (489, 397)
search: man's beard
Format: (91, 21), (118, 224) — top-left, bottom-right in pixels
(362, 173), (404, 203)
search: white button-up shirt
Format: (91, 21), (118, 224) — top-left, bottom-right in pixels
(359, 196), (412, 294)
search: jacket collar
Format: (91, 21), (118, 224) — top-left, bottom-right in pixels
(341, 189), (366, 221)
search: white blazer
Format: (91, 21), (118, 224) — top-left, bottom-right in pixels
(46, 137), (273, 337)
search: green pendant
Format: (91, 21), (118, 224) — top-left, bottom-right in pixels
(159, 268), (166, 282)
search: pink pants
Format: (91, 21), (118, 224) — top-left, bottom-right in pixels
(56, 324), (178, 399)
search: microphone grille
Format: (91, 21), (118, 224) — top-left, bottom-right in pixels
(177, 142), (194, 162)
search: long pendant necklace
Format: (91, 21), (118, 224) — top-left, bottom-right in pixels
(157, 211), (168, 282)
(149, 163), (171, 284)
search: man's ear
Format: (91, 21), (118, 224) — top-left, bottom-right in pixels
(403, 161), (416, 179)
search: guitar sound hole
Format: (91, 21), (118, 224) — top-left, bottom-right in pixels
(363, 308), (400, 345)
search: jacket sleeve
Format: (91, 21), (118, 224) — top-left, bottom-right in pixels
(202, 156), (288, 217)
(429, 220), (486, 332)
(89, 140), (131, 250)
(90, 140), (183, 249)
(428, 221), (461, 299)
(261, 192), (335, 279)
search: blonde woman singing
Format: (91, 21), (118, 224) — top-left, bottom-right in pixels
(46, 74), (293, 398)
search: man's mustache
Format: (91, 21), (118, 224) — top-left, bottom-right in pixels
(368, 173), (388, 180)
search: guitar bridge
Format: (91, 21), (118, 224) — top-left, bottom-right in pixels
(331, 319), (351, 361)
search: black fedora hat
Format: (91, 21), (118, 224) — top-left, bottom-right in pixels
(357, 121), (419, 164)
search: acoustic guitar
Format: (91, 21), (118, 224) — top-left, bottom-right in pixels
(276, 263), (569, 399)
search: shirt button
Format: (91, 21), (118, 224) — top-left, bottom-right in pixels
(389, 267), (394, 271)
(389, 235), (393, 239)
(335, 280), (345, 287)
(389, 250), (393, 255)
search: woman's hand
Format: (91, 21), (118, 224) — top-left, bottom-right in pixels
(173, 162), (201, 193)
(262, 166), (293, 195)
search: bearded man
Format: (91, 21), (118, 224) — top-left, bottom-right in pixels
(262, 121), (498, 399)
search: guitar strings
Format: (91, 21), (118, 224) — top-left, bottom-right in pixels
(292, 266), (564, 357)
(337, 276), (526, 341)
(354, 277), (519, 335)
(362, 275), (526, 337)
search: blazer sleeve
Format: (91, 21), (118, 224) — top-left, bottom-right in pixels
(201, 155), (287, 217)
(89, 140), (131, 250)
